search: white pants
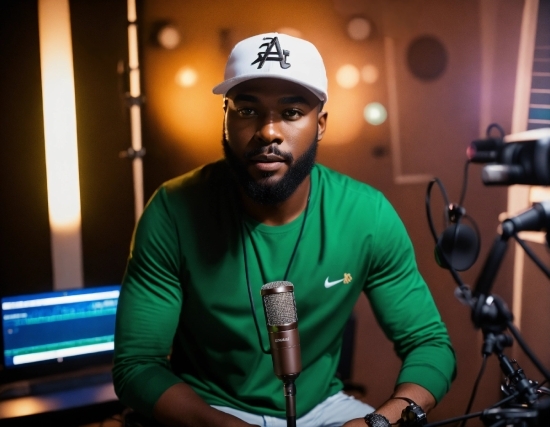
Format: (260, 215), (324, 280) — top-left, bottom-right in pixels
(212, 391), (375, 427)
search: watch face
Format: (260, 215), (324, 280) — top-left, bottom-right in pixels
(402, 405), (427, 425)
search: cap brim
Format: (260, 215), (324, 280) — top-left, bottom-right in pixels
(212, 74), (327, 102)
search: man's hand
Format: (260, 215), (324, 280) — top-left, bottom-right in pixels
(153, 382), (259, 426)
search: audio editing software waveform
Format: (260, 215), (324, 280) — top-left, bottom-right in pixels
(1, 285), (120, 367)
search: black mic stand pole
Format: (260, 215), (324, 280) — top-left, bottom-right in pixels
(283, 378), (297, 427)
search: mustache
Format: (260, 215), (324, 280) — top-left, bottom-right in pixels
(243, 144), (294, 162)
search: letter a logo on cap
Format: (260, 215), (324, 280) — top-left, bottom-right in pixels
(251, 37), (290, 69)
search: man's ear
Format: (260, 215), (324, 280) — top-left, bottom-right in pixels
(317, 110), (328, 141)
(223, 97), (228, 112)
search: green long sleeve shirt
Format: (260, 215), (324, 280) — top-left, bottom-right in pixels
(113, 161), (456, 418)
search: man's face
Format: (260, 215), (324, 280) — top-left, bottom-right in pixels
(223, 78), (327, 205)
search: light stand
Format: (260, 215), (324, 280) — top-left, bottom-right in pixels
(122, 0), (145, 222)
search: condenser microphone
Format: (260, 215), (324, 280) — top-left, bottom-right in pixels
(260, 281), (302, 380)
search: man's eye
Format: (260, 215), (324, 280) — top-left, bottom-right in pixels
(284, 109), (302, 119)
(238, 108), (256, 116)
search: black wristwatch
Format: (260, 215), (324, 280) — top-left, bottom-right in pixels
(364, 413), (391, 427)
(392, 396), (428, 426)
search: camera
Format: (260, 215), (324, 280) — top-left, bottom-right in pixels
(467, 128), (550, 186)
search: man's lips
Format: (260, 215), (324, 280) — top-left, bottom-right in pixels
(249, 153), (286, 172)
(250, 153), (286, 163)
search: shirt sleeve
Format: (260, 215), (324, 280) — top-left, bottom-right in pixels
(112, 186), (185, 416)
(363, 194), (457, 402)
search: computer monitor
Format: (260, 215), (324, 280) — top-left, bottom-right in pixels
(1, 285), (120, 384)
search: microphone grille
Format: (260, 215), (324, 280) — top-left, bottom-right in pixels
(261, 281), (297, 326)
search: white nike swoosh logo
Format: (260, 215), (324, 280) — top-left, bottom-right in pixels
(324, 277), (344, 288)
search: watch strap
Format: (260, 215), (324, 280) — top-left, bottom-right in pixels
(364, 412), (391, 427)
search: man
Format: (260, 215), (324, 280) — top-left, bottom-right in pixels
(113, 32), (456, 427)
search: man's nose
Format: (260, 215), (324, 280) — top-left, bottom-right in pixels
(256, 116), (283, 145)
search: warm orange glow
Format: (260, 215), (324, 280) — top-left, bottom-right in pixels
(146, 42), (225, 163)
(347, 17), (372, 41)
(276, 27), (302, 38)
(0, 396), (50, 419)
(157, 25), (181, 50)
(175, 67), (198, 87)
(336, 64), (360, 89)
(38, 0), (83, 289)
(322, 87), (364, 145)
(361, 64), (379, 84)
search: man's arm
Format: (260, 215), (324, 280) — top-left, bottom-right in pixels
(364, 195), (456, 400)
(153, 383), (259, 427)
(115, 187), (260, 427)
(340, 194), (455, 426)
(342, 382), (435, 427)
(372, 382), (436, 422)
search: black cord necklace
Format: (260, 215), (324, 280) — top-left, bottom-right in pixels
(240, 182), (312, 354)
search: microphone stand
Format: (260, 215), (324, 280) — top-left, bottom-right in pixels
(423, 260), (549, 426)
(422, 173), (550, 426)
(283, 378), (297, 427)
(450, 224), (550, 426)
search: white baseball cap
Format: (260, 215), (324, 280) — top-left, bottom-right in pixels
(212, 32), (328, 102)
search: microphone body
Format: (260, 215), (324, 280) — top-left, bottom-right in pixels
(261, 281), (301, 427)
(260, 281), (301, 380)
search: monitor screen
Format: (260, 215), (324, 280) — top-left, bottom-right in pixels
(1, 285), (120, 372)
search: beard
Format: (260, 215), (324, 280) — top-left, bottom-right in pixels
(222, 134), (318, 206)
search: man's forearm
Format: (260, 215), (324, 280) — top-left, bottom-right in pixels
(342, 382), (436, 427)
(375, 382), (436, 424)
(153, 382), (259, 427)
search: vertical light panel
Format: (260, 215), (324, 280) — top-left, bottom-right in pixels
(38, 0), (84, 290)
